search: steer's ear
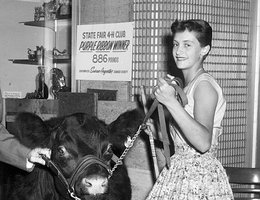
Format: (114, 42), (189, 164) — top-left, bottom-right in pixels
(103, 143), (113, 163)
(108, 108), (144, 156)
(13, 112), (49, 148)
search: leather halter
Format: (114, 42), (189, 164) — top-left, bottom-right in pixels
(69, 155), (111, 190)
(42, 154), (111, 200)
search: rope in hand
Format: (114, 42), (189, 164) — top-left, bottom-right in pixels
(142, 76), (187, 169)
(140, 85), (160, 178)
(107, 76), (187, 177)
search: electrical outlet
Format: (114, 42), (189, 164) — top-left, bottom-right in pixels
(3, 91), (22, 99)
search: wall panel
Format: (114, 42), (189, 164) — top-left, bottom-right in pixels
(132, 0), (252, 166)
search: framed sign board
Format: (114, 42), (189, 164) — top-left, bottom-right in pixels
(75, 22), (133, 81)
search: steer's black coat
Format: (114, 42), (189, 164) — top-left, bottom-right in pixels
(4, 110), (144, 200)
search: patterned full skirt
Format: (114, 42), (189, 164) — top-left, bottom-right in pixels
(145, 146), (234, 200)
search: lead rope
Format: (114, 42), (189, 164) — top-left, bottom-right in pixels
(141, 85), (160, 178)
(108, 99), (172, 176)
(109, 124), (144, 178)
(110, 77), (188, 174)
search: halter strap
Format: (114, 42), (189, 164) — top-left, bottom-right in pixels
(69, 155), (111, 188)
(41, 155), (75, 198)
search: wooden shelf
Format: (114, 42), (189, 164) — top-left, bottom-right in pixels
(20, 18), (71, 30)
(12, 18), (71, 66)
(21, 21), (46, 28)
(9, 58), (70, 65)
(9, 59), (40, 65)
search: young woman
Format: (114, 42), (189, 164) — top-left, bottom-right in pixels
(146, 19), (234, 199)
(0, 87), (50, 172)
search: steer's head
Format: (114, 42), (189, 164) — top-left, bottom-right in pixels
(50, 113), (113, 199)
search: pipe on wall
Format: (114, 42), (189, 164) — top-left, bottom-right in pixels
(251, 0), (260, 167)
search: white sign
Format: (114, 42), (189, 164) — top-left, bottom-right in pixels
(75, 22), (134, 81)
(3, 91), (22, 99)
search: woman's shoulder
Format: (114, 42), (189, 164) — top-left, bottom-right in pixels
(197, 72), (215, 82)
(195, 72), (221, 90)
(187, 72), (223, 97)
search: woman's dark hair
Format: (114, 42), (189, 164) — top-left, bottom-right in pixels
(171, 19), (212, 50)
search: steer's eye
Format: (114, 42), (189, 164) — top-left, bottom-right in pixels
(57, 146), (66, 156)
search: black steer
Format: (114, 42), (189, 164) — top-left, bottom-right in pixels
(4, 110), (144, 200)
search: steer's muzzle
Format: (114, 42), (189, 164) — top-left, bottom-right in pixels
(69, 155), (111, 198)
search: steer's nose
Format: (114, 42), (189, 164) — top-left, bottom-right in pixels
(82, 176), (108, 195)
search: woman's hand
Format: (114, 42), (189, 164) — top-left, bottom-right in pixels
(144, 120), (157, 136)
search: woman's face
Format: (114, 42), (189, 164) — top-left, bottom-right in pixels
(172, 30), (205, 70)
